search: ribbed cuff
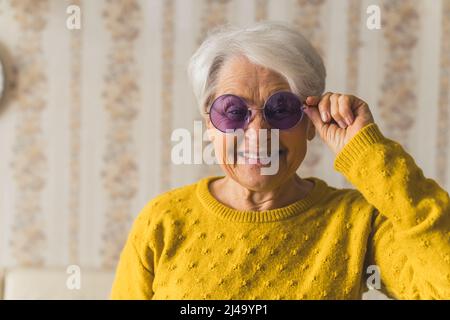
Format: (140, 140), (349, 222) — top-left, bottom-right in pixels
(334, 123), (386, 175)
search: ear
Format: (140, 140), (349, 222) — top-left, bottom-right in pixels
(203, 114), (215, 141)
(306, 118), (316, 141)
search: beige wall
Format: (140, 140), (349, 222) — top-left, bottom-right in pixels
(0, 0), (449, 270)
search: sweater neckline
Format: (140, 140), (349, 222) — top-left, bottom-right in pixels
(196, 175), (328, 223)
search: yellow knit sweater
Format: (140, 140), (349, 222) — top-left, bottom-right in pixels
(110, 123), (450, 299)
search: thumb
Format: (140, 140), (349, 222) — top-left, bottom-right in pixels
(303, 105), (324, 132)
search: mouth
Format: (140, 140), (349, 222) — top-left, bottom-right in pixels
(237, 149), (286, 165)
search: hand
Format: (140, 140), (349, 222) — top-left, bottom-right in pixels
(303, 92), (375, 154)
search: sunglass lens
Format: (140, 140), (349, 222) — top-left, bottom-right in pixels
(264, 92), (303, 129)
(210, 95), (248, 132)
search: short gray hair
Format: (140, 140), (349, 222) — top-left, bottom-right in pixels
(187, 21), (326, 113)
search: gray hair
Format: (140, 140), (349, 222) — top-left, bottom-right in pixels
(187, 21), (326, 113)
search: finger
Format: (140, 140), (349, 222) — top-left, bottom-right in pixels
(330, 93), (347, 128)
(305, 91), (332, 106)
(338, 95), (354, 126)
(303, 105), (324, 133)
(305, 96), (320, 106)
(318, 92), (332, 123)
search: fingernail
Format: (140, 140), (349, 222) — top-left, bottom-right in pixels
(320, 111), (328, 122)
(345, 117), (353, 126)
(337, 120), (347, 128)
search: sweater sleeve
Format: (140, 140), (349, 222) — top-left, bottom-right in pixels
(334, 123), (450, 299)
(110, 202), (155, 300)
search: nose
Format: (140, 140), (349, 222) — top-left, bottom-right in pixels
(246, 108), (271, 131)
(244, 108), (272, 153)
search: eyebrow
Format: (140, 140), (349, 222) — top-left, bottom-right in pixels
(219, 88), (292, 105)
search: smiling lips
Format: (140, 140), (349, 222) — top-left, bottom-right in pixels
(237, 149), (285, 165)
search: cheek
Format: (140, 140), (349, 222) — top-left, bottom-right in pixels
(212, 133), (235, 165)
(280, 127), (308, 166)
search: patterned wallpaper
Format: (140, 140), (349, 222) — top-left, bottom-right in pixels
(379, 0), (419, 147)
(9, 0), (49, 266)
(100, 0), (142, 269)
(0, 0), (449, 269)
(68, 0), (82, 266)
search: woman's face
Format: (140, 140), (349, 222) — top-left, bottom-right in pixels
(206, 55), (315, 192)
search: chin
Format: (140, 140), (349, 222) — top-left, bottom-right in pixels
(233, 165), (286, 192)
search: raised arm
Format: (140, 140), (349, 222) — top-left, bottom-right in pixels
(335, 123), (450, 299)
(304, 93), (450, 299)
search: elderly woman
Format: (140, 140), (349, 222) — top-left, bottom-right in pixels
(111, 22), (450, 300)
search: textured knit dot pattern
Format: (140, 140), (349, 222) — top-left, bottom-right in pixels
(111, 124), (450, 300)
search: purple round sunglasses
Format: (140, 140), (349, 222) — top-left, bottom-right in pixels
(205, 91), (305, 133)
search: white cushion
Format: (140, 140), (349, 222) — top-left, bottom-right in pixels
(3, 267), (115, 300)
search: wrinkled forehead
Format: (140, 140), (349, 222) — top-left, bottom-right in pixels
(214, 55), (291, 107)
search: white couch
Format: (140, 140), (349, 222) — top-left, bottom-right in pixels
(0, 267), (115, 300)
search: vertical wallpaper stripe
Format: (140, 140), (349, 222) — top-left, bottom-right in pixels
(135, 0), (164, 205)
(78, 0), (107, 268)
(293, 0), (326, 58)
(379, 0), (420, 147)
(436, 0), (450, 187)
(9, 0), (49, 266)
(255, 0), (269, 21)
(68, 0), (82, 264)
(160, 0), (175, 191)
(43, 0), (72, 266)
(293, 0), (327, 178)
(100, 0), (142, 269)
(346, 0), (362, 93)
(412, 0), (440, 182)
(198, 0), (231, 43)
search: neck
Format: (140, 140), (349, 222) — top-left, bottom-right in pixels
(210, 174), (314, 211)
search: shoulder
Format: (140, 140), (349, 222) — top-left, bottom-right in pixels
(134, 176), (213, 225)
(310, 176), (375, 215)
(309, 177), (378, 239)
(126, 178), (205, 249)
